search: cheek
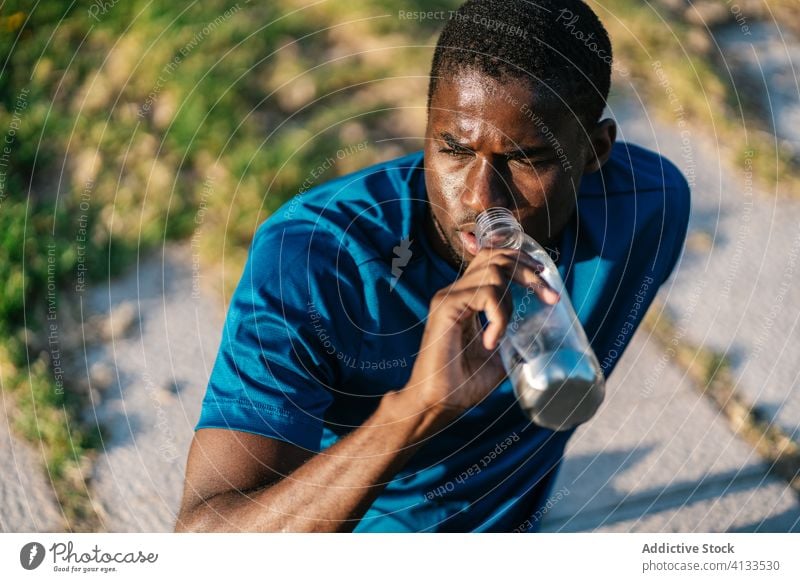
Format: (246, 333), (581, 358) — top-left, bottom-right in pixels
(512, 167), (565, 207)
(428, 159), (466, 207)
(439, 172), (464, 204)
(538, 171), (580, 224)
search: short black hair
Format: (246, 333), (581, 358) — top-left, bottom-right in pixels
(428, 0), (612, 126)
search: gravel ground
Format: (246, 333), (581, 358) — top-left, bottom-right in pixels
(0, 393), (64, 532)
(82, 242), (224, 532)
(609, 87), (800, 440)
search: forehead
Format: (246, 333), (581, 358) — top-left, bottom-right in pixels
(428, 70), (577, 144)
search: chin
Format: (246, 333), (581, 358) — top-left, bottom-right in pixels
(445, 241), (470, 267)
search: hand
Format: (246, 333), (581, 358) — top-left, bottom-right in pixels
(400, 248), (560, 423)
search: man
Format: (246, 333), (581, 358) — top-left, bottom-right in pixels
(175, 0), (690, 532)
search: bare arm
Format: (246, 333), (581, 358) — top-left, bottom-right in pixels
(175, 390), (454, 532)
(175, 248), (554, 532)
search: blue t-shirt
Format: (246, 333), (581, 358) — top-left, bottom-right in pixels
(195, 142), (691, 532)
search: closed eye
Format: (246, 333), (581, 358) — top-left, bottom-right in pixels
(437, 132), (475, 158)
(439, 146), (473, 158)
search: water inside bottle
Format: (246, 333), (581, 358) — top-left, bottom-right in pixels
(500, 281), (603, 430)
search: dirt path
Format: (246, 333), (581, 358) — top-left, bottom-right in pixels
(0, 395), (65, 532)
(610, 91), (800, 439)
(82, 242), (224, 532)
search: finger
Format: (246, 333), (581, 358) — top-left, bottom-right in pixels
(504, 267), (560, 305)
(438, 286), (512, 351)
(493, 248), (546, 272)
(463, 257), (558, 305)
(523, 277), (560, 305)
(490, 255), (560, 305)
(458, 255), (541, 290)
(471, 247), (545, 272)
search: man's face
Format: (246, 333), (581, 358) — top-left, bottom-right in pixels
(423, 69), (595, 269)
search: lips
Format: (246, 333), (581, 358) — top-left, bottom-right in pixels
(459, 230), (480, 255)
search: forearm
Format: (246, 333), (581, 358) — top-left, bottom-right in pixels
(184, 390), (452, 532)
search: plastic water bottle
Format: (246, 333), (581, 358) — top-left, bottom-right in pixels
(474, 207), (605, 431)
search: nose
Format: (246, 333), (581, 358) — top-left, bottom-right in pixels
(460, 156), (512, 214)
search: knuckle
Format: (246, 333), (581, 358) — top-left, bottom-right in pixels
(484, 285), (502, 301)
(497, 252), (526, 267)
(486, 263), (507, 280)
(488, 287), (510, 315)
(493, 256), (514, 269)
(431, 289), (449, 306)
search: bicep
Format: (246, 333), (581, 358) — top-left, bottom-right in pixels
(178, 428), (313, 519)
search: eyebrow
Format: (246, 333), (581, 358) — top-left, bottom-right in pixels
(505, 145), (556, 158)
(437, 132), (555, 158)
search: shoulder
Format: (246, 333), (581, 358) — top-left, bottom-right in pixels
(582, 140), (690, 224)
(567, 143), (692, 375)
(576, 141), (691, 275)
(564, 142), (691, 294)
(235, 150), (426, 310)
(255, 150), (425, 268)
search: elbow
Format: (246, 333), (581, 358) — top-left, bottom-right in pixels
(174, 488), (236, 532)
(173, 489), (289, 532)
(174, 506), (216, 533)
(173, 514), (200, 533)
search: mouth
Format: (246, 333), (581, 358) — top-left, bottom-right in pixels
(458, 230), (480, 255)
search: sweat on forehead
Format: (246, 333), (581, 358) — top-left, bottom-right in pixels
(429, 68), (578, 133)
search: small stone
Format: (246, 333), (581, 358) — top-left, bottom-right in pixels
(685, 230), (714, 253)
(685, 1), (730, 27)
(155, 380), (179, 405)
(339, 121), (367, 144)
(687, 28), (712, 54)
(655, 0), (689, 15)
(89, 389), (102, 407)
(89, 362), (115, 391)
(101, 302), (138, 340)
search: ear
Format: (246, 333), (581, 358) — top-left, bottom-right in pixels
(583, 118), (617, 174)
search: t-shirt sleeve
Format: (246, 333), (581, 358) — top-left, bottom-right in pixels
(195, 219), (363, 452)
